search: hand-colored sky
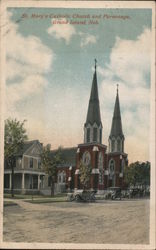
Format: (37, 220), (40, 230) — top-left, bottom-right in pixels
(5, 8), (152, 163)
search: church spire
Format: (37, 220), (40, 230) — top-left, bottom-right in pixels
(85, 59), (101, 126)
(109, 85), (124, 152)
(84, 60), (103, 144)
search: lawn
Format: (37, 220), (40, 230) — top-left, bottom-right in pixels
(25, 196), (68, 203)
(4, 193), (67, 200)
(4, 193), (68, 204)
(4, 200), (18, 207)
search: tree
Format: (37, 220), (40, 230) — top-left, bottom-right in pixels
(124, 161), (150, 188)
(4, 118), (28, 197)
(79, 161), (92, 190)
(41, 145), (63, 196)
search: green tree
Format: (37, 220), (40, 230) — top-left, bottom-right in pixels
(124, 161), (150, 188)
(41, 145), (63, 196)
(79, 161), (92, 190)
(4, 118), (28, 197)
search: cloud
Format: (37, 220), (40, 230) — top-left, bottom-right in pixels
(6, 75), (48, 105)
(5, 11), (54, 141)
(98, 27), (151, 162)
(100, 27), (151, 87)
(47, 18), (76, 44)
(79, 32), (97, 47)
(47, 19), (97, 47)
(6, 11), (53, 102)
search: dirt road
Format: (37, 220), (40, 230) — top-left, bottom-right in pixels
(3, 199), (149, 244)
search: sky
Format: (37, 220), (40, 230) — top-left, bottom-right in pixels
(5, 7), (152, 163)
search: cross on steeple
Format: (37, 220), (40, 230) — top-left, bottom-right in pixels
(95, 58), (97, 70)
(117, 84), (119, 93)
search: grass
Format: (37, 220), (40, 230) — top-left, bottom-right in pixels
(4, 193), (43, 199)
(4, 200), (18, 207)
(25, 196), (68, 204)
(4, 193), (68, 202)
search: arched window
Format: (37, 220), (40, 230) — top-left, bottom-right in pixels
(109, 159), (115, 173)
(109, 159), (115, 186)
(87, 128), (90, 143)
(93, 128), (97, 142)
(117, 139), (121, 152)
(111, 140), (115, 152)
(98, 152), (103, 168)
(109, 159), (115, 178)
(99, 170), (103, 184)
(121, 159), (125, 173)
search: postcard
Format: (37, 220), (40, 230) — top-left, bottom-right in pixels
(0, 1), (155, 249)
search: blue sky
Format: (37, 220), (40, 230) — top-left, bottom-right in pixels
(5, 7), (152, 162)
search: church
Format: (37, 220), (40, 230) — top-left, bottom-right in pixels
(4, 61), (128, 195)
(74, 60), (128, 191)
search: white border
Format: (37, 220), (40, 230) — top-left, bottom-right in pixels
(0, 1), (155, 249)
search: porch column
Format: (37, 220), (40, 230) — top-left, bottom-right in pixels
(42, 176), (44, 189)
(22, 173), (25, 189)
(38, 175), (40, 190)
(9, 174), (12, 189)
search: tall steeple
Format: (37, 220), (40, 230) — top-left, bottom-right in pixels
(109, 85), (124, 153)
(84, 60), (103, 144)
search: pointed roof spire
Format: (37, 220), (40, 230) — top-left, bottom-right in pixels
(95, 58), (97, 71)
(110, 85), (124, 138)
(85, 60), (102, 126)
(116, 83), (119, 93)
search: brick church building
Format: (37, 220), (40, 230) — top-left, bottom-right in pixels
(74, 61), (128, 191)
(4, 61), (128, 195)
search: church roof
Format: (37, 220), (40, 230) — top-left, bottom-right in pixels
(110, 87), (124, 138)
(85, 64), (102, 126)
(51, 147), (77, 167)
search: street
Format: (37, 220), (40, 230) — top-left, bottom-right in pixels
(3, 198), (149, 244)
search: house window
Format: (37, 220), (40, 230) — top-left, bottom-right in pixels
(62, 172), (66, 183)
(17, 157), (22, 167)
(87, 128), (90, 143)
(38, 158), (41, 169)
(58, 171), (66, 184)
(29, 158), (33, 168)
(30, 176), (33, 189)
(48, 176), (52, 187)
(93, 128), (97, 142)
(58, 172), (62, 183)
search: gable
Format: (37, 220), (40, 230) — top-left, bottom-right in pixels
(24, 142), (42, 157)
